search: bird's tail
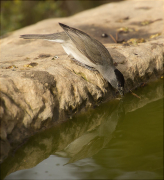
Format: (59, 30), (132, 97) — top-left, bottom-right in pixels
(20, 32), (68, 43)
(20, 34), (54, 39)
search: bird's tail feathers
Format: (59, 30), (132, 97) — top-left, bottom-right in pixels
(20, 32), (67, 43)
(20, 34), (52, 39)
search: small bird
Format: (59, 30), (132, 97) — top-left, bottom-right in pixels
(20, 23), (125, 96)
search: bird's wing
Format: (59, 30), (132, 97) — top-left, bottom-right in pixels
(59, 23), (113, 66)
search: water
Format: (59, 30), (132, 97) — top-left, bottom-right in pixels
(1, 80), (163, 180)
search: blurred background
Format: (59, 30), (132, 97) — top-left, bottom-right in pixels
(0, 0), (123, 37)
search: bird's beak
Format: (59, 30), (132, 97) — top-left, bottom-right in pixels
(118, 87), (124, 97)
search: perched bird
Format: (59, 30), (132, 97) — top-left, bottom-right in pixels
(20, 23), (125, 96)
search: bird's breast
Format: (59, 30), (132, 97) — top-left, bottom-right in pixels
(61, 42), (96, 67)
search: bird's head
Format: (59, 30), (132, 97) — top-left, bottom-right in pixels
(114, 69), (125, 96)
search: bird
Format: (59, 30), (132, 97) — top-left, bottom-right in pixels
(20, 23), (125, 96)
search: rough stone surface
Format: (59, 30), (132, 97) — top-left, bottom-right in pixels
(0, 0), (163, 162)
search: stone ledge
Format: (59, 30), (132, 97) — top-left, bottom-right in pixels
(0, 0), (163, 162)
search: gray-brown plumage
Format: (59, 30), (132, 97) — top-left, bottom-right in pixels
(20, 23), (125, 96)
(59, 23), (113, 66)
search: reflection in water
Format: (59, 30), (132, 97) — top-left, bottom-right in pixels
(87, 98), (163, 179)
(55, 99), (125, 164)
(1, 80), (163, 180)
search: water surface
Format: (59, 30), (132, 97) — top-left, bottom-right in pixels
(1, 80), (163, 180)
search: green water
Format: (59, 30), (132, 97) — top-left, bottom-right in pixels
(1, 80), (163, 180)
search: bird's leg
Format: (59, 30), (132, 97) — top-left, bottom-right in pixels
(71, 58), (97, 71)
(67, 54), (74, 59)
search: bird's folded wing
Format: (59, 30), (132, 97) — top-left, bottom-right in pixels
(59, 23), (113, 66)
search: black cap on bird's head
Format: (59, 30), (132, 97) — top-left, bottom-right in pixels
(114, 69), (125, 96)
